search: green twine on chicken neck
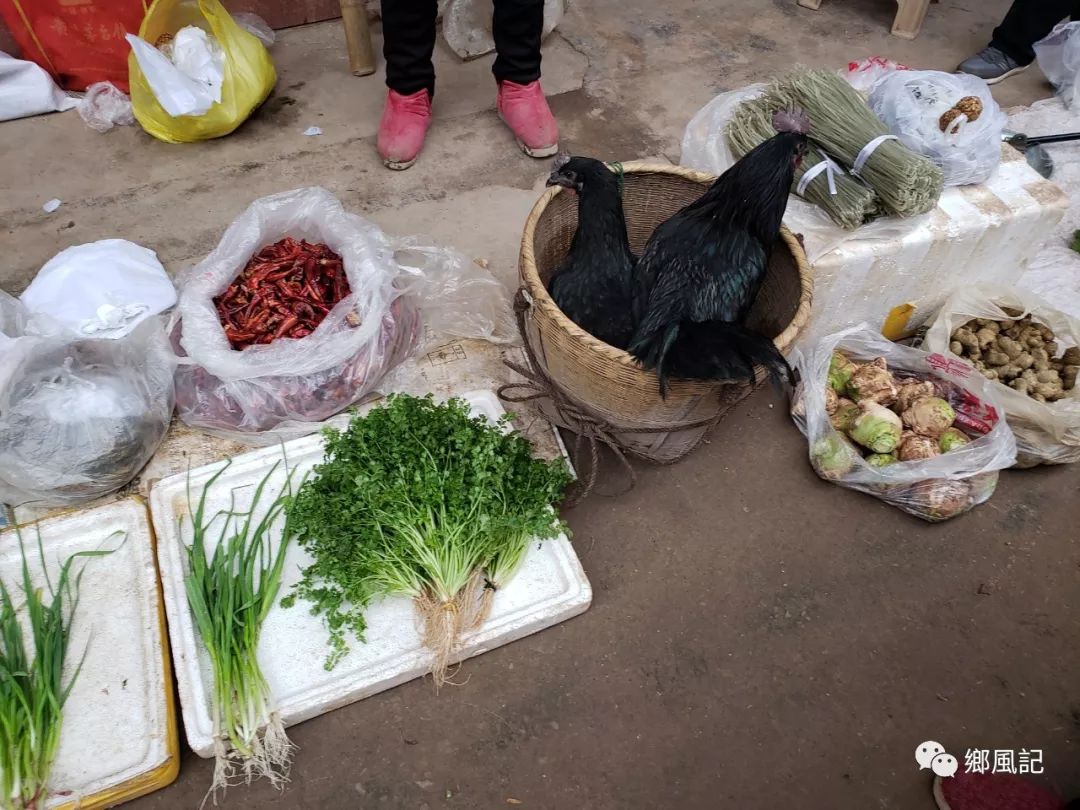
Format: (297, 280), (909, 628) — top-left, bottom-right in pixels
(606, 161), (625, 196)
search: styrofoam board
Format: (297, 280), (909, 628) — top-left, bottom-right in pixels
(0, 499), (176, 808)
(149, 389), (591, 758)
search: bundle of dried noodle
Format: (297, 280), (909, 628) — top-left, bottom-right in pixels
(726, 93), (882, 230)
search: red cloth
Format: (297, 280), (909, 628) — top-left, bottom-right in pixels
(935, 773), (1064, 810)
(0, 0), (146, 91)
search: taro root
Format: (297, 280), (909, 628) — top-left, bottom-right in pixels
(939, 427), (971, 453)
(902, 396), (956, 438)
(828, 352), (858, 394)
(907, 479), (972, 521)
(894, 379), (936, 413)
(846, 357), (898, 405)
(825, 387), (840, 415)
(849, 401), (903, 454)
(830, 399), (861, 433)
(811, 435), (859, 480)
(898, 434), (941, 461)
(866, 453), (898, 468)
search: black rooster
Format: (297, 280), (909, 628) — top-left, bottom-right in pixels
(628, 109), (809, 396)
(545, 156), (637, 349)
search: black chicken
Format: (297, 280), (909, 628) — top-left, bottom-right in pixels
(545, 155), (637, 349)
(628, 110), (809, 396)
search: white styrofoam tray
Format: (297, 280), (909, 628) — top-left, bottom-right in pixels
(0, 499), (174, 808)
(149, 390), (591, 758)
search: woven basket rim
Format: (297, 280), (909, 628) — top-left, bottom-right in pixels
(519, 161), (815, 382)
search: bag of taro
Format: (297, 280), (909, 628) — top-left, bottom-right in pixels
(170, 187), (511, 443)
(790, 324), (1017, 522)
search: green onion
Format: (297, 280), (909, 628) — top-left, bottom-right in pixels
(0, 526), (118, 810)
(183, 460), (297, 799)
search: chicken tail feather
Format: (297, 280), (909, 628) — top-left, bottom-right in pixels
(629, 322), (681, 398)
(664, 321), (793, 392)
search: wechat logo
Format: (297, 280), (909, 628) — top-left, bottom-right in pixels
(916, 741), (959, 778)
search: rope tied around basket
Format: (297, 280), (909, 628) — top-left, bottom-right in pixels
(497, 290), (727, 507)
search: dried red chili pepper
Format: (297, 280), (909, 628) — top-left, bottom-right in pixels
(213, 237), (354, 350)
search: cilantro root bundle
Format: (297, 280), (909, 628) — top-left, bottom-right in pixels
(284, 394), (571, 687)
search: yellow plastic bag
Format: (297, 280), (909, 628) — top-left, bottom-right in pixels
(128, 0), (275, 143)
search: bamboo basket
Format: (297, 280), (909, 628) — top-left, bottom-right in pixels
(518, 161), (813, 463)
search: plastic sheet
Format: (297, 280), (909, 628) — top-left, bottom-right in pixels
(0, 295), (176, 507)
(231, 12), (275, 47)
(0, 51), (76, 121)
(790, 325), (1017, 522)
(1034, 21), (1080, 110)
(20, 239), (176, 338)
(923, 285), (1080, 468)
(844, 56), (908, 94)
(868, 70), (1007, 186)
(78, 81), (135, 132)
(442, 0), (562, 60)
(171, 187), (512, 443)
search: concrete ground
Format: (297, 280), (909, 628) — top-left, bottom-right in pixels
(4, 0), (1080, 807)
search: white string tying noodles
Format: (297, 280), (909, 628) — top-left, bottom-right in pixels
(851, 134), (898, 176)
(797, 157), (844, 196)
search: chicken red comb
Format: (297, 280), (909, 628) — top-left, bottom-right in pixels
(773, 107), (810, 134)
(552, 152), (572, 170)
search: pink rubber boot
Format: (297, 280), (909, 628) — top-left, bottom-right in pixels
(377, 89), (432, 171)
(496, 80), (559, 158)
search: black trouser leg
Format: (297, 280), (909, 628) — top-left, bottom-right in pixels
(381, 0), (438, 95)
(492, 0), (544, 84)
(991, 0), (1080, 65)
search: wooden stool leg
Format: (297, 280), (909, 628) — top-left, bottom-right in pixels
(340, 0), (376, 76)
(797, 0), (823, 9)
(892, 0), (930, 39)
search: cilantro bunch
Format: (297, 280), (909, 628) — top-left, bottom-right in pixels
(283, 394), (571, 677)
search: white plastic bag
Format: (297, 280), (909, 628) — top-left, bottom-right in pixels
(0, 51), (77, 121)
(790, 325), (1017, 522)
(923, 285), (1080, 467)
(442, 0), (562, 60)
(679, 84), (766, 180)
(78, 82), (135, 132)
(868, 70), (1007, 186)
(21, 239), (177, 338)
(171, 187), (511, 442)
(1035, 21), (1080, 110)
(0, 293), (175, 507)
(843, 56), (908, 94)
(125, 25), (225, 117)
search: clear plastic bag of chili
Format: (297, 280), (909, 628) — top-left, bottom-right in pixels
(170, 187), (509, 443)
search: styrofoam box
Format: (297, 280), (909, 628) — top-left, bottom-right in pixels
(0, 499), (176, 808)
(149, 390), (591, 758)
(804, 145), (1070, 343)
